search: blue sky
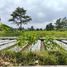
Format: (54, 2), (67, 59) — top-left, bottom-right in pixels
(0, 0), (67, 29)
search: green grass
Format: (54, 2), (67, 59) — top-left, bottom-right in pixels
(16, 30), (67, 47)
(0, 30), (67, 66)
(0, 50), (67, 65)
(24, 30), (67, 38)
(0, 30), (21, 37)
(0, 30), (67, 49)
(0, 30), (67, 38)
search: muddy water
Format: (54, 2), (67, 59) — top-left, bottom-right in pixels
(0, 40), (16, 50)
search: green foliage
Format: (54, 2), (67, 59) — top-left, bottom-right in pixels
(9, 7), (32, 30)
(0, 30), (67, 66)
(0, 50), (16, 63)
(0, 50), (67, 65)
(55, 17), (67, 30)
(46, 23), (54, 31)
(17, 31), (39, 46)
(24, 31), (67, 38)
(14, 30), (67, 49)
(44, 37), (63, 51)
(0, 23), (13, 32)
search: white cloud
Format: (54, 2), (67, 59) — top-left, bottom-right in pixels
(0, 0), (67, 28)
(37, 12), (45, 18)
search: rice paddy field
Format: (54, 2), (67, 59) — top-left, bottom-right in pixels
(24, 31), (67, 38)
(1, 30), (67, 37)
(0, 30), (67, 66)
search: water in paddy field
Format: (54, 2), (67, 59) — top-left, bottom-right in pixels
(29, 40), (41, 52)
(29, 39), (67, 52)
(54, 40), (67, 50)
(0, 37), (67, 51)
(0, 39), (16, 50)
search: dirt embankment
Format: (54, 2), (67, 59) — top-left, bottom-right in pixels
(0, 57), (13, 66)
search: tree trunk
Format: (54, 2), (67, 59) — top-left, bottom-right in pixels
(19, 24), (22, 30)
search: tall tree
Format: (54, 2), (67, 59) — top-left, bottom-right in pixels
(62, 17), (67, 29)
(30, 26), (34, 30)
(9, 7), (32, 30)
(55, 18), (63, 30)
(55, 17), (67, 30)
(46, 23), (54, 30)
(0, 17), (1, 21)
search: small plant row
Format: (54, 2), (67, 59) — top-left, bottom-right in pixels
(44, 37), (65, 51)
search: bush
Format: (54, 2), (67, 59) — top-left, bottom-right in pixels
(0, 50), (67, 65)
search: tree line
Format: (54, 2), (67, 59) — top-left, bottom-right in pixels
(20, 17), (67, 31)
(46, 17), (67, 31)
(0, 7), (67, 31)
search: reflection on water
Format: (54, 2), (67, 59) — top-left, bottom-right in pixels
(29, 40), (41, 52)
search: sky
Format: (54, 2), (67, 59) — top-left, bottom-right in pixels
(0, 0), (67, 29)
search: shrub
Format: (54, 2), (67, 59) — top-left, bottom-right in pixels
(0, 50), (67, 65)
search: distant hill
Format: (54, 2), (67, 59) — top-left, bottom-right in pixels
(0, 23), (13, 31)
